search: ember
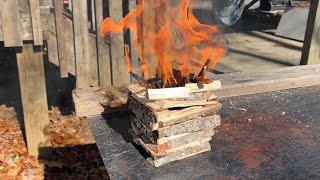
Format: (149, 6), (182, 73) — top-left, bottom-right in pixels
(101, 0), (227, 88)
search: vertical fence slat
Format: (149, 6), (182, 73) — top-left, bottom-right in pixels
(72, 0), (92, 87)
(16, 44), (51, 159)
(29, 0), (44, 45)
(129, 0), (142, 81)
(301, 0), (320, 65)
(53, 0), (68, 77)
(109, 0), (130, 85)
(1, 0), (23, 47)
(95, 0), (112, 86)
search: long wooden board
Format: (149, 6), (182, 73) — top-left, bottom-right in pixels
(53, 0), (68, 77)
(109, 0), (130, 85)
(95, 0), (112, 86)
(16, 44), (51, 159)
(29, 0), (44, 45)
(0, 0), (23, 47)
(72, 0), (91, 87)
(213, 65), (320, 98)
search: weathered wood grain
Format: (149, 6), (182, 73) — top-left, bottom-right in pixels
(72, 0), (92, 87)
(1, 0), (23, 47)
(53, 0), (68, 77)
(29, 0), (44, 45)
(109, 0), (130, 85)
(72, 86), (128, 117)
(16, 44), (51, 159)
(95, 0), (112, 86)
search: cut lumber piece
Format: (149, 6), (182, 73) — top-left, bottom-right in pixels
(147, 87), (190, 100)
(16, 44), (51, 159)
(128, 84), (219, 110)
(155, 99), (219, 109)
(129, 96), (221, 129)
(0, 0), (23, 47)
(72, 86), (128, 117)
(212, 65), (320, 98)
(133, 130), (211, 158)
(149, 142), (211, 167)
(157, 115), (221, 138)
(130, 114), (220, 143)
(29, 0), (44, 45)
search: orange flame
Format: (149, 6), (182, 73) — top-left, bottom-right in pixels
(101, 0), (227, 86)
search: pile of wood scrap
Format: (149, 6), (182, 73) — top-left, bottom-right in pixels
(127, 81), (222, 167)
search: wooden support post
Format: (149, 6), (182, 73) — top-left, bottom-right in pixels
(16, 44), (51, 159)
(109, 0), (130, 85)
(0, 0), (23, 47)
(129, 0), (142, 80)
(29, 0), (44, 45)
(53, 0), (68, 77)
(95, 0), (112, 86)
(72, 0), (92, 87)
(300, 0), (320, 65)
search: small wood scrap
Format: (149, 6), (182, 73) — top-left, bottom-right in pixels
(128, 82), (222, 167)
(72, 86), (128, 117)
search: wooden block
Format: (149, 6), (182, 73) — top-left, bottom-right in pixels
(109, 0), (130, 85)
(29, 0), (44, 45)
(95, 0), (112, 86)
(149, 142), (211, 167)
(0, 0), (23, 47)
(72, 86), (128, 117)
(157, 115), (221, 138)
(131, 128), (215, 153)
(128, 83), (219, 110)
(72, 0), (92, 88)
(147, 87), (190, 100)
(16, 44), (51, 159)
(185, 81), (221, 93)
(53, 0), (68, 77)
(129, 96), (221, 129)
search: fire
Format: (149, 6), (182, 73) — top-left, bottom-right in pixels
(101, 0), (227, 87)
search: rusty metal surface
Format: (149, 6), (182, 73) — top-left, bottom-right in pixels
(88, 85), (320, 179)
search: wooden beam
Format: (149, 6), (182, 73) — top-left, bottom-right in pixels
(213, 65), (320, 98)
(0, 0), (23, 47)
(129, 0), (142, 80)
(53, 0), (68, 77)
(109, 0), (130, 85)
(72, 0), (92, 87)
(29, 0), (44, 45)
(95, 0), (112, 86)
(16, 44), (51, 159)
(300, 0), (320, 65)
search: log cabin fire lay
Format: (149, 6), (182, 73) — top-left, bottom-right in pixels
(101, 0), (227, 167)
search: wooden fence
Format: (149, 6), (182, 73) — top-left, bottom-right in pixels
(0, 0), (319, 158)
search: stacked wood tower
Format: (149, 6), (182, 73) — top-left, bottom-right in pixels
(128, 81), (222, 167)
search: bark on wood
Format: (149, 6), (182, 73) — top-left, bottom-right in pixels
(149, 142), (211, 167)
(157, 115), (221, 138)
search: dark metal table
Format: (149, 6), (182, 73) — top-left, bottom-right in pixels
(88, 85), (320, 179)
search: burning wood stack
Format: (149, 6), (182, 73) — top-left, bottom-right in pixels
(100, 0), (228, 167)
(128, 70), (222, 167)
